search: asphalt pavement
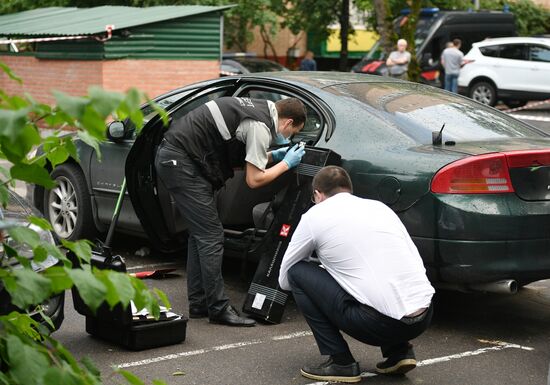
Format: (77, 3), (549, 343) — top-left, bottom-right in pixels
(53, 241), (550, 385)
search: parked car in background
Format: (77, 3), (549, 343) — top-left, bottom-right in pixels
(29, 72), (550, 294)
(352, 8), (516, 87)
(221, 55), (289, 76)
(0, 189), (64, 331)
(458, 37), (550, 107)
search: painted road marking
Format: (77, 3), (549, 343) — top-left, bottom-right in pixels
(509, 114), (550, 122)
(116, 331), (313, 368)
(116, 330), (532, 374)
(304, 339), (535, 384)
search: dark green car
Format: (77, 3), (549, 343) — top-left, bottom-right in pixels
(31, 72), (550, 293)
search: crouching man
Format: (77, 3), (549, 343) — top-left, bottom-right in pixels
(279, 166), (435, 383)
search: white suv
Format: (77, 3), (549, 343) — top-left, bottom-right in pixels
(458, 37), (550, 107)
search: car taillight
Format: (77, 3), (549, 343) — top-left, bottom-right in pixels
(504, 149), (550, 168)
(431, 153), (514, 194)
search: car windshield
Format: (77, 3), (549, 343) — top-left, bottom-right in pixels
(235, 59), (288, 72)
(327, 82), (546, 144)
(365, 13), (442, 60)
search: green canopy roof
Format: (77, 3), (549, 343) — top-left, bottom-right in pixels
(0, 5), (233, 37)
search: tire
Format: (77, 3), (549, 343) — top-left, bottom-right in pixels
(44, 163), (96, 241)
(469, 81), (497, 106)
(504, 100), (527, 109)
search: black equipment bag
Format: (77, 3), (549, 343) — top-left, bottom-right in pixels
(70, 245), (187, 350)
(242, 147), (341, 324)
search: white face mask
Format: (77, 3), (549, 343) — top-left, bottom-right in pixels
(274, 132), (290, 145)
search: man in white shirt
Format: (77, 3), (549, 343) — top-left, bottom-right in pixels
(279, 166), (434, 382)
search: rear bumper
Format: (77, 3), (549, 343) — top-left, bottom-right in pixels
(414, 236), (550, 286)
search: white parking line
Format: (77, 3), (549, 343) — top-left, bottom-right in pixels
(116, 330), (533, 378)
(509, 114), (550, 122)
(116, 331), (313, 368)
(305, 339), (535, 384)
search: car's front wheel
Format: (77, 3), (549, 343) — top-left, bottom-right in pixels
(469, 81), (496, 106)
(45, 163), (96, 241)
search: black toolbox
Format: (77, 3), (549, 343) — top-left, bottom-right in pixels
(70, 247), (187, 350)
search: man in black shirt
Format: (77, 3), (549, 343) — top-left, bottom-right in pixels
(157, 97), (307, 326)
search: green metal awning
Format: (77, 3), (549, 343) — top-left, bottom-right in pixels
(0, 5), (234, 37)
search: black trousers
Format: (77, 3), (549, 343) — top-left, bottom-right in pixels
(287, 261), (433, 358)
(155, 141), (229, 317)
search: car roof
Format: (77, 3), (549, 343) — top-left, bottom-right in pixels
(473, 36), (550, 47)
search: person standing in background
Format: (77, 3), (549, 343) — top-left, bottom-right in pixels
(300, 51), (317, 71)
(441, 39), (465, 93)
(386, 39), (411, 80)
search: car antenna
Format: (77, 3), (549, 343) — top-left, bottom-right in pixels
(432, 123), (445, 145)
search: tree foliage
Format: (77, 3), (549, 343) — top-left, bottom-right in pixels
(0, 63), (169, 385)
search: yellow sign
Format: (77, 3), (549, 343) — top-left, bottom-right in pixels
(326, 29), (379, 52)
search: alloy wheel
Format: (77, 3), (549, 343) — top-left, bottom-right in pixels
(472, 85), (493, 105)
(48, 176), (79, 239)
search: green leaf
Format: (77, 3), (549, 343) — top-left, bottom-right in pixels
(43, 266), (73, 293)
(28, 215), (53, 231)
(116, 369), (145, 385)
(42, 242), (70, 265)
(7, 269), (52, 308)
(43, 365), (82, 385)
(33, 245), (48, 263)
(153, 287), (171, 310)
(76, 131), (101, 160)
(0, 184), (9, 207)
(61, 239), (92, 264)
(66, 266), (106, 313)
(81, 105), (107, 140)
(104, 270), (134, 309)
(0, 108), (28, 142)
(1, 124), (41, 163)
(88, 86), (124, 118)
(10, 163), (55, 189)
(7, 226), (41, 249)
(80, 356), (101, 379)
(148, 99), (169, 127)
(43, 136), (71, 169)
(153, 380), (168, 385)
(54, 91), (89, 120)
(6, 334), (50, 384)
(64, 138), (79, 162)
(0, 61), (22, 84)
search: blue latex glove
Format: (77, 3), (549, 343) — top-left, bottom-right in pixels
(271, 146), (289, 163)
(283, 144), (305, 169)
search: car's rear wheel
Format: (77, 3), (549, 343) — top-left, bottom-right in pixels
(469, 81), (496, 106)
(45, 163), (96, 241)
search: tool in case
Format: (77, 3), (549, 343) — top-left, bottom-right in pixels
(71, 179), (187, 350)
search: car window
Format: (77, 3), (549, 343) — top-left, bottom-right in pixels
(238, 88), (324, 145)
(479, 45), (500, 57)
(530, 45), (550, 63)
(326, 82), (545, 144)
(499, 44), (528, 60)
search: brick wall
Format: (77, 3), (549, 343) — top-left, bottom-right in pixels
(0, 55), (220, 104)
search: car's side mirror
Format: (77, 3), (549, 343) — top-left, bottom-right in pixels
(107, 121), (127, 143)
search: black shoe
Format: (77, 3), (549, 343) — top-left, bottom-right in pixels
(189, 306), (208, 319)
(209, 305), (256, 327)
(300, 358), (361, 383)
(376, 349), (417, 375)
